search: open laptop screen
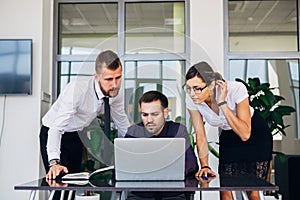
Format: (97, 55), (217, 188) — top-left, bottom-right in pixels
(114, 138), (185, 181)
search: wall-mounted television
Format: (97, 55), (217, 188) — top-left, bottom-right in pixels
(0, 39), (33, 95)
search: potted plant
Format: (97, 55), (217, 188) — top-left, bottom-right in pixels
(236, 77), (296, 137)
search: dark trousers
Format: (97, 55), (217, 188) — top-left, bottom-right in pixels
(39, 125), (83, 173)
(39, 125), (84, 200)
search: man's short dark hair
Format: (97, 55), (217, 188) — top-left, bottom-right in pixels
(95, 50), (122, 73)
(139, 90), (168, 109)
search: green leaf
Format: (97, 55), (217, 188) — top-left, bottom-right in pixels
(248, 78), (258, 90)
(249, 77), (261, 88)
(91, 130), (100, 152)
(259, 82), (271, 91)
(264, 90), (276, 105)
(188, 119), (193, 135)
(259, 110), (270, 119)
(208, 143), (219, 158)
(272, 110), (284, 126)
(235, 78), (249, 89)
(259, 95), (271, 107)
(251, 100), (264, 111)
(274, 95), (285, 102)
(175, 116), (182, 123)
(188, 134), (195, 149)
(274, 105), (296, 115)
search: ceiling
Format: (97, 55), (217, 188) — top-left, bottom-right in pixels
(229, 0), (297, 35)
(60, 2), (181, 35)
(60, 1), (297, 36)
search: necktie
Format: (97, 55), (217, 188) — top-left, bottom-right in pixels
(103, 97), (111, 139)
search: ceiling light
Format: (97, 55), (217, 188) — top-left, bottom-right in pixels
(164, 18), (182, 25)
(70, 18), (87, 26)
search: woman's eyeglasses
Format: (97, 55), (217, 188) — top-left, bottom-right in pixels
(183, 84), (207, 94)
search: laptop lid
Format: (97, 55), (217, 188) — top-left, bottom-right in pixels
(114, 138), (185, 181)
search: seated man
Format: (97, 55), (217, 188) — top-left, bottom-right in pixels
(125, 90), (199, 200)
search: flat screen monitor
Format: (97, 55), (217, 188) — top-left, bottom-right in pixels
(0, 39), (33, 95)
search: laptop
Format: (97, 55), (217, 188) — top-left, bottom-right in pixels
(114, 138), (185, 181)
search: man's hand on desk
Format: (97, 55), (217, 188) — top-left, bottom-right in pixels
(46, 164), (68, 179)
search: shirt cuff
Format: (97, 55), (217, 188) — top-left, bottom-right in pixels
(48, 153), (60, 162)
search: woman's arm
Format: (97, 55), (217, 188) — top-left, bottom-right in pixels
(216, 80), (251, 141)
(188, 109), (209, 166)
(219, 98), (251, 141)
(188, 109), (216, 177)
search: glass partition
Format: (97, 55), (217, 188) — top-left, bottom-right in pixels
(54, 0), (188, 126)
(229, 59), (299, 139)
(58, 61), (94, 92)
(59, 3), (118, 55)
(124, 60), (185, 123)
(125, 2), (185, 53)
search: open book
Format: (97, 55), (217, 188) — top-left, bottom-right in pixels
(61, 165), (114, 185)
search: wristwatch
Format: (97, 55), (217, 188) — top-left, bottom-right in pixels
(48, 159), (61, 167)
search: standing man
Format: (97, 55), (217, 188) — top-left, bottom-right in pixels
(40, 50), (130, 180)
(125, 90), (199, 200)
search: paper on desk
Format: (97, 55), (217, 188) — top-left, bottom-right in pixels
(62, 179), (89, 185)
(62, 165), (114, 180)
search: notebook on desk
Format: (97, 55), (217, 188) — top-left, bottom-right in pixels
(114, 138), (185, 181)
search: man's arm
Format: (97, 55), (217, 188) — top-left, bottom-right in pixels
(45, 128), (69, 179)
(43, 82), (78, 161)
(46, 128), (63, 161)
(110, 89), (130, 137)
(43, 82), (79, 179)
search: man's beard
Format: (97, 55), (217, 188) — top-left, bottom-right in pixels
(145, 120), (165, 136)
(100, 85), (120, 97)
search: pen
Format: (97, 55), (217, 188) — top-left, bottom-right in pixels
(203, 175), (208, 180)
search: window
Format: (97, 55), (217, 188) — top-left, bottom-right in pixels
(125, 2), (185, 54)
(54, 0), (189, 123)
(228, 0), (297, 52)
(58, 3), (118, 55)
(225, 0), (299, 139)
(124, 60), (185, 122)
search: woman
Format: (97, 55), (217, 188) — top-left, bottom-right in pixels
(185, 61), (273, 200)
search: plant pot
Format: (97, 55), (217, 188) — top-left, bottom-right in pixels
(75, 192), (100, 200)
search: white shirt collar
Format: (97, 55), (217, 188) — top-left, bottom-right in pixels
(94, 79), (106, 100)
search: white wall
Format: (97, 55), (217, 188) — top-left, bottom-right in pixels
(190, 0), (223, 199)
(0, 0), (51, 199)
(39, 0), (53, 195)
(190, 0), (224, 70)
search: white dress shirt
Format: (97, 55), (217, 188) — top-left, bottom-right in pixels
(186, 81), (254, 130)
(42, 76), (130, 161)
